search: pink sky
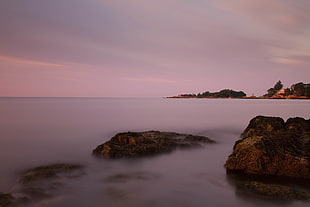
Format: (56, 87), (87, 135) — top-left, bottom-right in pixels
(0, 0), (309, 97)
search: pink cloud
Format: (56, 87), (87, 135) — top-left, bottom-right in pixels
(214, 0), (310, 30)
(271, 57), (310, 66)
(0, 56), (63, 67)
(121, 77), (177, 84)
(0, 0), (309, 97)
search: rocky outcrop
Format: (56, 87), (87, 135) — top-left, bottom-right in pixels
(93, 130), (215, 158)
(225, 116), (310, 179)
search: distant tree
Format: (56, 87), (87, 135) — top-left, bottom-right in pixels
(274, 80), (283, 91)
(265, 80), (283, 97)
(283, 88), (292, 96)
(305, 84), (310, 98)
(232, 90), (246, 98)
(266, 88), (277, 97)
(213, 89), (246, 98)
(199, 91), (210, 97)
(195, 89), (245, 98)
(291, 82), (305, 96)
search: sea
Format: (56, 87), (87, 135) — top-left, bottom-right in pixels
(0, 97), (309, 207)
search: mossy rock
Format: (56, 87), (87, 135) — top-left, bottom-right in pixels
(226, 116), (310, 179)
(241, 116), (285, 138)
(93, 130), (215, 158)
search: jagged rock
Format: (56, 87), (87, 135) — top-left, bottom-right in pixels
(226, 116), (310, 179)
(93, 130), (215, 158)
(0, 193), (13, 207)
(240, 116), (285, 137)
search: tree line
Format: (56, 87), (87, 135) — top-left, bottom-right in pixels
(264, 80), (310, 98)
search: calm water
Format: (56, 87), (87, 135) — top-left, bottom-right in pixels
(0, 97), (309, 207)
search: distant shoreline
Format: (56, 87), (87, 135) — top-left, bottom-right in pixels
(167, 81), (310, 100)
(166, 96), (310, 99)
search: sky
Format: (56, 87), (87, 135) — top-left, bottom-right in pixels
(0, 0), (309, 97)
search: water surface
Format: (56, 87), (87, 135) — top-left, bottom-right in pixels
(0, 98), (309, 206)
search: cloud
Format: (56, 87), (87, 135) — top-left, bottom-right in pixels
(214, 0), (310, 30)
(0, 0), (309, 97)
(271, 57), (310, 66)
(121, 77), (176, 84)
(211, 0), (310, 69)
(0, 56), (64, 67)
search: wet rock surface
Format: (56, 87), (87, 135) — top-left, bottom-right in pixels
(226, 116), (310, 179)
(92, 130), (215, 158)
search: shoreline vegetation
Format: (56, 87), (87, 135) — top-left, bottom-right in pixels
(167, 81), (310, 99)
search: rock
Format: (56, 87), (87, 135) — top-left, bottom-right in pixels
(0, 193), (13, 207)
(93, 130), (215, 158)
(1, 164), (84, 207)
(226, 116), (310, 179)
(19, 163), (83, 184)
(17, 163), (84, 204)
(240, 116), (285, 137)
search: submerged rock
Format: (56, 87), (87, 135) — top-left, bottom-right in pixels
(105, 172), (160, 183)
(0, 193), (13, 207)
(93, 130), (215, 158)
(226, 116), (310, 179)
(226, 173), (310, 201)
(15, 163), (84, 205)
(19, 163), (83, 184)
(241, 181), (310, 201)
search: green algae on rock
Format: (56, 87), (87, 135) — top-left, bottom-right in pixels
(93, 130), (215, 158)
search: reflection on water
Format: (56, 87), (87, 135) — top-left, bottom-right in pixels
(226, 172), (310, 205)
(0, 98), (309, 207)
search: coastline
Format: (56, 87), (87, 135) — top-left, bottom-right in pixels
(166, 96), (310, 99)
